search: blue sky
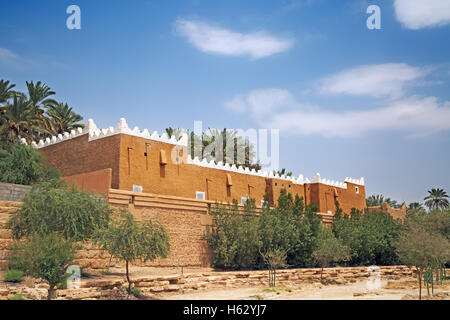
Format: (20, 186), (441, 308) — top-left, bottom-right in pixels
(1, 0), (450, 204)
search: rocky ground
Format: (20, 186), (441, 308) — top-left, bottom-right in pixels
(0, 267), (448, 300)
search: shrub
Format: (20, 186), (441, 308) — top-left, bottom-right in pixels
(4, 269), (24, 283)
(332, 209), (402, 266)
(9, 293), (26, 300)
(204, 200), (261, 270)
(394, 216), (450, 299)
(8, 233), (77, 300)
(130, 287), (142, 298)
(312, 227), (351, 279)
(95, 209), (170, 293)
(0, 143), (60, 185)
(6, 181), (112, 241)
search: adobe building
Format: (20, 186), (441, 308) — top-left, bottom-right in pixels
(12, 118), (407, 269)
(27, 118), (367, 215)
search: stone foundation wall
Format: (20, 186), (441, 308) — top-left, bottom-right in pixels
(0, 183), (31, 202)
(0, 265), (417, 300)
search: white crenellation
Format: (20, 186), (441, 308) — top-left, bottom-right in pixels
(28, 118), (360, 188)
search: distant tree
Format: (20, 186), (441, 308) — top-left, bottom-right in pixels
(424, 188), (449, 210)
(165, 127), (186, 140)
(9, 233), (77, 300)
(95, 209), (170, 293)
(312, 227), (351, 280)
(366, 194), (402, 209)
(274, 168), (292, 177)
(394, 217), (450, 299)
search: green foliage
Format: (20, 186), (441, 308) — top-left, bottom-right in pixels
(205, 189), (322, 270)
(312, 227), (351, 268)
(9, 293), (26, 300)
(0, 143), (60, 185)
(205, 201), (261, 269)
(0, 78), (84, 144)
(6, 182), (112, 241)
(8, 233), (77, 300)
(4, 269), (24, 283)
(259, 191), (321, 268)
(130, 287), (142, 298)
(95, 209), (170, 291)
(332, 210), (402, 266)
(260, 248), (288, 270)
(424, 188), (449, 210)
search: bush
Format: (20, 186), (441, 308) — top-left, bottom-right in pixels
(8, 233), (77, 300)
(6, 181), (112, 241)
(0, 143), (60, 185)
(205, 190), (322, 270)
(259, 191), (321, 268)
(9, 293), (26, 300)
(204, 200), (261, 270)
(130, 287), (142, 298)
(4, 269), (24, 283)
(95, 209), (170, 292)
(332, 209), (402, 266)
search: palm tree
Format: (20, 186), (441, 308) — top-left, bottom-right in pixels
(0, 80), (18, 105)
(424, 188), (449, 210)
(46, 103), (84, 134)
(0, 96), (43, 143)
(366, 194), (386, 207)
(274, 168), (292, 177)
(408, 202), (423, 210)
(26, 81), (57, 110)
(165, 127), (186, 140)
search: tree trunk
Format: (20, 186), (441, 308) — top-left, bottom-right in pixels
(418, 269), (422, 300)
(321, 265), (324, 281)
(126, 260), (131, 293)
(47, 286), (55, 300)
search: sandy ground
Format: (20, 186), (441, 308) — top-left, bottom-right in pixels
(159, 278), (450, 300)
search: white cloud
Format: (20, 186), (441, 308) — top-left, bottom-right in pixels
(174, 19), (293, 59)
(394, 0), (450, 29)
(225, 89), (450, 138)
(319, 63), (426, 98)
(0, 48), (23, 68)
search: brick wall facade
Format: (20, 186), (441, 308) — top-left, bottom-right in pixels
(37, 132), (366, 214)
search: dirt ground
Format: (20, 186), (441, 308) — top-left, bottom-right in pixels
(2, 266), (449, 300)
(158, 277), (450, 300)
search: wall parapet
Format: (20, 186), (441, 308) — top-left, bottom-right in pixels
(23, 117), (365, 190)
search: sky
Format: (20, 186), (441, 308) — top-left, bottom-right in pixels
(1, 0), (450, 204)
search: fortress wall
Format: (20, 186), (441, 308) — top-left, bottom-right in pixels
(38, 134), (121, 189)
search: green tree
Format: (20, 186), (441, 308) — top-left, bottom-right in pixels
(95, 209), (170, 292)
(205, 200), (261, 270)
(0, 80), (19, 105)
(46, 102), (84, 135)
(312, 227), (351, 280)
(0, 143), (60, 185)
(6, 181), (111, 241)
(394, 216), (450, 299)
(424, 188), (449, 210)
(273, 168), (292, 177)
(332, 210), (402, 266)
(0, 95), (43, 144)
(8, 233), (77, 300)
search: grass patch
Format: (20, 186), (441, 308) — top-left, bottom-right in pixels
(4, 269), (24, 283)
(101, 270), (113, 276)
(129, 287), (142, 298)
(81, 268), (92, 278)
(9, 293), (26, 300)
